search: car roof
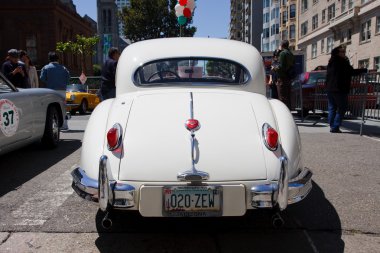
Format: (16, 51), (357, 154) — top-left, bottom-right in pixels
(116, 38), (266, 95)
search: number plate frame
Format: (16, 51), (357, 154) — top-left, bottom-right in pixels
(162, 185), (223, 217)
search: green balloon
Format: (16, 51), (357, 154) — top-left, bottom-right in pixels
(178, 16), (187, 25)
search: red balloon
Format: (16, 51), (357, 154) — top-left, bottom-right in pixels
(183, 8), (192, 18)
(179, 0), (187, 6)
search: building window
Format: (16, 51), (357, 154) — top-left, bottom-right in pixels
(313, 0), (318, 4)
(312, 43), (317, 58)
(341, 0), (347, 13)
(361, 0), (370, 4)
(361, 20), (371, 42)
(347, 28), (352, 41)
(374, 57), (380, 72)
(358, 59), (369, 69)
(289, 4), (296, 19)
(301, 0), (308, 12)
(290, 25), (296, 39)
(282, 29), (288, 40)
(263, 0), (270, 8)
(322, 9), (326, 23)
(349, 0), (354, 9)
(26, 35), (37, 62)
(282, 0), (287, 6)
(263, 28), (270, 38)
(263, 12), (270, 23)
(321, 39), (325, 53)
(282, 10), (288, 25)
(301, 21), (308, 36)
(327, 36), (334, 53)
(312, 15), (319, 30)
(340, 30), (346, 43)
(328, 4), (335, 21)
(376, 17), (380, 34)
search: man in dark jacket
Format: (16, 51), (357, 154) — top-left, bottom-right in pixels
(276, 40), (295, 109)
(100, 47), (120, 100)
(326, 46), (367, 133)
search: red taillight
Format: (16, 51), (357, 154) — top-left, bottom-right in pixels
(303, 72), (310, 84)
(262, 123), (278, 151)
(107, 124), (122, 151)
(185, 119), (200, 131)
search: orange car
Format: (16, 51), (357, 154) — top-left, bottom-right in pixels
(66, 84), (100, 115)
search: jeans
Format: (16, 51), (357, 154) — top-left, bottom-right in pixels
(327, 92), (348, 131)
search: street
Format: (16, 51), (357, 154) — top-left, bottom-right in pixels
(0, 114), (379, 253)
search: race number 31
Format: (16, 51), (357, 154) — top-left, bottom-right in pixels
(0, 99), (20, 137)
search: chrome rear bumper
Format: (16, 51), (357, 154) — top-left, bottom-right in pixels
(251, 156), (313, 209)
(72, 156), (312, 211)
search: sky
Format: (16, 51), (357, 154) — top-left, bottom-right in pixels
(73, 0), (230, 38)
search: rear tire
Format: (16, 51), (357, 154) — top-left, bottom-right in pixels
(79, 99), (88, 115)
(41, 106), (60, 148)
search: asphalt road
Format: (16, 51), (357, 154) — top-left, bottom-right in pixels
(0, 114), (379, 253)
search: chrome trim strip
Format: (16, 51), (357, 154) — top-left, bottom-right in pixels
(177, 92), (209, 182)
(277, 156), (289, 210)
(107, 123), (123, 151)
(99, 155), (111, 212)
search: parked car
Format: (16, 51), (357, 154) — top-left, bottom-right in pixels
(71, 38), (312, 228)
(0, 72), (65, 155)
(291, 70), (377, 116)
(66, 84), (100, 115)
(291, 70), (327, 116)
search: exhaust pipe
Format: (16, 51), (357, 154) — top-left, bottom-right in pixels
(272, 213), (284, 229)
(101, 212), (112, 229)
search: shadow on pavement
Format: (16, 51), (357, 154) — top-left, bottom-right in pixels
(0, 139), (81, 197)
(94, 181), (343, 253)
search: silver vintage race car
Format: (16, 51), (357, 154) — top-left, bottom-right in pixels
(71, 38), (312, 228)
(0, 72), (65, 155)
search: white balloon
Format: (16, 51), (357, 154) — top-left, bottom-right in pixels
(186, 0), (196, 10)
(175, 4), (185, 17)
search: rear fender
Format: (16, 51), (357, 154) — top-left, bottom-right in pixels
(269, 99), (302, 179)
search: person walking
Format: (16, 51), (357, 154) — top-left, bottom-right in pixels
(19, 50), (39, 88)
(40, 51), (70, 130)
(276, 40), (295, 109)
(326, 45), (366, 133)
(100, 47), (120, 101)
(1, 49), (29, 88)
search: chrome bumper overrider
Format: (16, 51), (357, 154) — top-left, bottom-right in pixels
(251, 156), (313, 210)
(71, 155), (135, 209)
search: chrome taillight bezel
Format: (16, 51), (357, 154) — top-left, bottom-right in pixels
(262, 123), (279, 151)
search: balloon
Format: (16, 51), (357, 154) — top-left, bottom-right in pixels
(186, 0), (195, 10)
(175, 4), (185, 17)
(183, 8), (192, 18)
(179, 0), (187, 6)
(177, 15), (187, 25)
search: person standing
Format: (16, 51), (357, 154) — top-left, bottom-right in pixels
(268, 49), (281, 99)
(40, 51), (70, 130)
(326, 46), (366, 133)
(19, 50), (39, 88)
(276, 40), (295, 109)
(100, 47), (120, 101)
(1, 49), (29, 88)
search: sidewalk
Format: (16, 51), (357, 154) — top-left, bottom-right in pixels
(293, 113), (380, 139)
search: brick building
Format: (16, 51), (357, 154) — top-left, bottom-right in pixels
(0, 0), (97, 76)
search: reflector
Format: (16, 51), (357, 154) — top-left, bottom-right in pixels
(266, 128), (278, 149)
(185, 119), (200, 131)
(107, 128), (118, 150)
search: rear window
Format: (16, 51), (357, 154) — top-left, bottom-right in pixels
(134, 58), (250, 86)
(308, 71), (326, 83)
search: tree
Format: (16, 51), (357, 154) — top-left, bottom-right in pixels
(120, 0), (196, 42)
(56, 35), (99, 75)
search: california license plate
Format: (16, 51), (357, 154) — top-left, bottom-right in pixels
(163, 186), (222, 217)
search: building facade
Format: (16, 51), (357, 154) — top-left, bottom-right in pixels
(230, 0), (263, 52)
(0, 0), (96, 76)
(262, 0), (281, 52)
(279, 0), (298, 51)
(97, 0), (120, 64)
(297, 0), (380, 71)
(115, 0), (131, 39)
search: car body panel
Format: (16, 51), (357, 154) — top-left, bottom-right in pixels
(0, 72), (65, 155)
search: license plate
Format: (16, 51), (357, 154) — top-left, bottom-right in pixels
(163, 186), (222, 217)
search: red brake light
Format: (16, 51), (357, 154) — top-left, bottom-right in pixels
(107, 123), (122, 151)
(262, 123), (278, 151)
(185, 119), (200, 131)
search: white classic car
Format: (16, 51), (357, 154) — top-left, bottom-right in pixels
(71, 38), (312, 228)
(0, 72), (66, 155)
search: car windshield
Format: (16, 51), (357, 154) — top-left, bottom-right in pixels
(67, 84), (87, 92)
(134, 58), (250, 86)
